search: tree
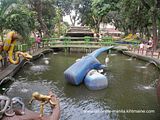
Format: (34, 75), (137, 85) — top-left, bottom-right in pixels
(140, 0), (158, 49)
(26, 0), (56, 37)
(53, 7), (62, 37)
(77, 0), (92, 26)
(78, 0), (118, 34)
(5, 5), (35, 41)
(113, 0), (151, 37)
(91, 0), (112, 33)
(56, 0), (80, 26)
(0, 0), (17, 41)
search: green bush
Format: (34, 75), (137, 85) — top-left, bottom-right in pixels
(27, 38), (35, 48)
(63, 37), (71, 45)
(102, 36), (112, 42)
(84, 36), (91, 44)
(17, 44), (28, 52)
(29, 38), (35, 44)
(14, 45), (18, 52)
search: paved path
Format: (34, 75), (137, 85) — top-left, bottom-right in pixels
(115, 46), (160, 68)
(115, 45), (160, 60)
(131, 49), (160, 59)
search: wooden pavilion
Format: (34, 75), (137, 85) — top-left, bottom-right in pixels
(66, 26), (94, 38)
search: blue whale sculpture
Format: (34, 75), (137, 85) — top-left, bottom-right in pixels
(84, 69), (108, 90)
(64, 46), (113, 85)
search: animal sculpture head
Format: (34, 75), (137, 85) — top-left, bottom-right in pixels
(18, 52), (32, 61)
(22, 52), (32, 60)
(30, 92), (40, 102)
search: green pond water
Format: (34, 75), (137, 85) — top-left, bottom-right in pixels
(2, 51), (160, 120)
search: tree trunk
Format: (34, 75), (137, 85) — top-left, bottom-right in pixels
(29, 0), (50, 37)
(37, 9), (50, 37)
(158, 20), (160, 41)
(94, 23), (100, 37)
(0, 29), (4, 42)
(69, 14), (74, 26)
(152, 11), (158, 50)
(57, 19), (61, 38)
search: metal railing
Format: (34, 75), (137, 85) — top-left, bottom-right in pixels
(128, 45), (160, 59)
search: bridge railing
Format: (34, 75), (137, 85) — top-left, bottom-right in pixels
(41, 37), (118, 47)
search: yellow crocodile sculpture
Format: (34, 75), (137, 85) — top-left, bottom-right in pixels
(0, 31), (32, 64)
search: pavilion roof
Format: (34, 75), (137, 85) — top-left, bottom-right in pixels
(66, 26), (94, 37)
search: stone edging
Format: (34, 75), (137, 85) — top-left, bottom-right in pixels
(113, 46), (160, 69)
(122, 51), (160, 69)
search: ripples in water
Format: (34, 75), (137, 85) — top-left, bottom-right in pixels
(135, 78), (158, 91)
(53, 52), (58, 55)
(136, 85), (154, 90)
(30, 65), (49, 72)
(31, 100), (52, 115)
(5, 52), (160, 120)
(43, 57), (50, 60)
(23, 65), (49, 75)
(60, 97), (117, 120)
(109, 54), (117, 56)
(21, 88), (29, 93)
(135, 66), (147, 69)
(125, 58), (132, 61)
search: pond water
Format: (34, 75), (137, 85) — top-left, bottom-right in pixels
(2, 51), (160, 120)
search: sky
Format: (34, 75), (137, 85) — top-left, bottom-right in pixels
(63, 15), (72, 25)
(63, 10), (80, 26)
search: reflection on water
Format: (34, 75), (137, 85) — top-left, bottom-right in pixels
(125, 58), (132, 61)
(136, 61), (158, 69)
(23, 61), (34, 67)
(109, 54), (117, 56)
(2, 52), (160, 120)
(39, 53), (45, 58)
(27, 65), (49, 75)
(43, 57), (50, 60)
(136, 65), (147, 69)
(137, 79), (159, 90)
(30, 65), (49, 72)
(136, 84), (155, 90)
(53, 52), (58, 55)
